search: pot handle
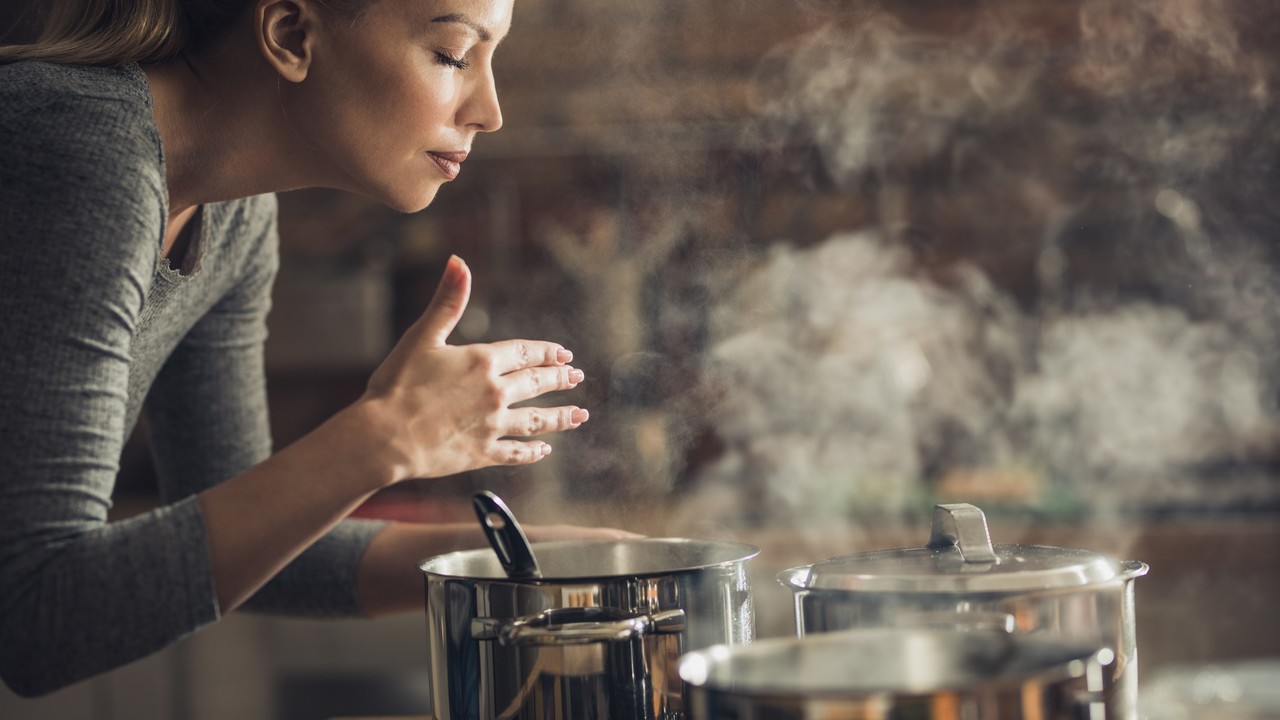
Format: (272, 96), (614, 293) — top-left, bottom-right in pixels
(472, 608), (686, 646)
(928, 503), (998, 564)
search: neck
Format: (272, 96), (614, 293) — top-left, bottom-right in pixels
(143, 45), (321, 218)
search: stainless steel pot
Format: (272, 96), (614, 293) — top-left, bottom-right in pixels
(421, 538), (759, 720)
(779, 503), (1149, 719)
(679, 627), (1109, 720)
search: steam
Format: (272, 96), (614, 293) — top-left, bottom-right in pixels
(695, 233), (1026, 520)
(1013, 305), (1272, 485)
(683, 0), (1280, 526)
(487, 0), (1280, 537)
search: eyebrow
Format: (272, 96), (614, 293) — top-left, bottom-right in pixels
(432, 13), (492, 42)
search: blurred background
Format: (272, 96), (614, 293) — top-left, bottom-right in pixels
(3, 0), (1280, 717)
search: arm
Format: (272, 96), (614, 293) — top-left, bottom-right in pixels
(190, 256), (590, 614)
(1, 249), (586, 698)
(145, 196), (384, 617)
(0, 94), (219, 696)
(0, 100), (584, 696)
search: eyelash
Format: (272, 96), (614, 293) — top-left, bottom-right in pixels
(435, 52), (470, 70)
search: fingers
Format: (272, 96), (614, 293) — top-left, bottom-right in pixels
(415, 255), (472, 348)
(502, 365), (584, 404)
(483, 405), (589, 466)
(488, 439), (554, 465)
(503, 406), (589, 438)
(488, 339), (573, 375)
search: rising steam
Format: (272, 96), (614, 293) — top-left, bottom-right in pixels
(685, 0), (1280, 524)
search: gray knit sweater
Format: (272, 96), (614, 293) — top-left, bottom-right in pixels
(0, 61), (386, 697)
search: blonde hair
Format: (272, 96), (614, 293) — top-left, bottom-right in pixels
(0, 0), (368, 67)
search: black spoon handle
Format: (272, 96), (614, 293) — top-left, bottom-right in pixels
(472, 491), (543, 579)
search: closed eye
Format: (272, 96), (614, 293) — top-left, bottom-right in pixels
(435, 52), (470, 70)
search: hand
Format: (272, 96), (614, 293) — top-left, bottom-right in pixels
(361, 256), (589, 482)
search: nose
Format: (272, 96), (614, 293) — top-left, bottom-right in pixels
(460, 64), (503, 133)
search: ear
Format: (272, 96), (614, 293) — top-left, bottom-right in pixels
(257, 0), (315, 83)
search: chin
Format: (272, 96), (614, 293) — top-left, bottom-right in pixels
(377, 181), (443, 214)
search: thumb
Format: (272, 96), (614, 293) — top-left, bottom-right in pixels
(417, 255), (472, 347)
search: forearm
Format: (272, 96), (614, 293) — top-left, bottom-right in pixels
(0, 499), (219, 697)
(355, 521), (491, 617)
(198, 399), (399, 614)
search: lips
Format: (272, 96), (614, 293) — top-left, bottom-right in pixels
(427, 150), (467, 180)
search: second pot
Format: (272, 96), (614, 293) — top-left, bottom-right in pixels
(778, 503), (1149, 719)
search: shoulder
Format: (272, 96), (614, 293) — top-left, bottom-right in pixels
(0, 62), (162, 178)
(0, 64), (165, 282)
(0, 61), (153, 114)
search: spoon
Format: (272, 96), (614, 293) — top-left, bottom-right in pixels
(472, 490), (544, 579)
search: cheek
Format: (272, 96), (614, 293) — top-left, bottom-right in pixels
(384, 74), (458, 139)
(331, 77), (458, 167)
(315, 54), (454, 148)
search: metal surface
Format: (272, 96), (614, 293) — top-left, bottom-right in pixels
(927, 503), (998, 563)
(679, 628), (1107, 720)
(421, 539), (758, 720)
(787, 544), (1144, 593)
(794, 502), (1144, 594)
(471, 607), (685, 645)
(778, 503), (1150, 719)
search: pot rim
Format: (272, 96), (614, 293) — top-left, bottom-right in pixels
(420, 537), (761, 583)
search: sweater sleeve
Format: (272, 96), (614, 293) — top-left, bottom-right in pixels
(143, 195), (387, 618)
(0, 95), (221, 697)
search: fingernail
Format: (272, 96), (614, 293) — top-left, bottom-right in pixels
(540, 443), (553, 456)
(557, 348), (573, 364)
(444, 254), (467, 286)
(571, 408), (589, 425)
(568, 369), (585, 385)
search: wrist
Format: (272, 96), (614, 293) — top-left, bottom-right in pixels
(324, 396), (412, 491)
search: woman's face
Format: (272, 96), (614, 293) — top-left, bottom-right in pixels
(285, 0), (512, 212)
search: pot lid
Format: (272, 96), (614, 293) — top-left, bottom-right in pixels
(787, 504), (1148, 593)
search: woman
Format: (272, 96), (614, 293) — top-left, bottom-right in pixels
(0, 0), (630, 697)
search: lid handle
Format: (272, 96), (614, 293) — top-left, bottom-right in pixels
(927, 503), (998, 564)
